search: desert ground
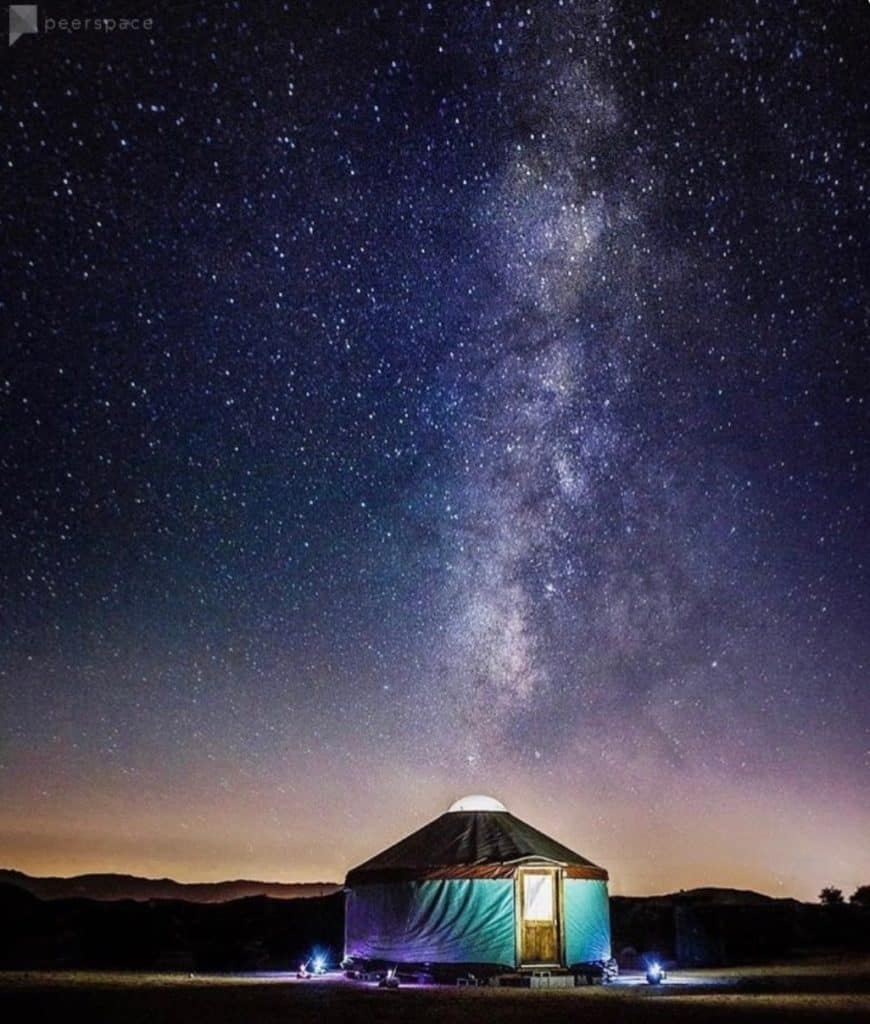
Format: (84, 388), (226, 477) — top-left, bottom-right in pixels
(1, 956), (868, 1023)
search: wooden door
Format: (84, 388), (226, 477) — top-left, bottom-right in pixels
(519, 869), (560, 965)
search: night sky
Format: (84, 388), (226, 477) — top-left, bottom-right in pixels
(1, 2), (867, 900)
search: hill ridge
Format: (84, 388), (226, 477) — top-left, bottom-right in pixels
(0, 868), (341, 903)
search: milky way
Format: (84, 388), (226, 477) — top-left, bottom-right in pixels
(1, 2), (867, 899)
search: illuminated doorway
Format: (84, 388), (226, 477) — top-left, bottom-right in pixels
(518, 868), (561, 966)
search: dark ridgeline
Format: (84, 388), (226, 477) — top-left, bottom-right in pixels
(0, 868), (341, 903)
(0, 884), (344, 971)
(1, 881), (867, 971)
(610, 889), (870, 968)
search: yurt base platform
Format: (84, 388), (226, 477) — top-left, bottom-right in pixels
(495, 970), (584, 989)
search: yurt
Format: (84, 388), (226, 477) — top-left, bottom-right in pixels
(344, 794), (610, 971)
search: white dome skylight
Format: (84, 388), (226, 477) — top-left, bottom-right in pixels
(447, 794), (508, 813)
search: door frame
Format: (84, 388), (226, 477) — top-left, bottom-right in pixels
(515, 865), (564, 967)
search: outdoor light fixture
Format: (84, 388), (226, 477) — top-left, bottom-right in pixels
(379, 966), (400, 989)
(645, 962), (665, 985)
(297, 953), (327, 978)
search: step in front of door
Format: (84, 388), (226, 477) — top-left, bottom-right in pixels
(529, 973), (576, 989)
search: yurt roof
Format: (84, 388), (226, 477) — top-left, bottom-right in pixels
(345, 795), (608, 885)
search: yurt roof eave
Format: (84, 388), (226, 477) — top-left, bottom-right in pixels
(345, 860), (609, 885)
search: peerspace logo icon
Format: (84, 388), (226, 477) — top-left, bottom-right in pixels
(8, 5), (154, 45)
(9, 4), (36, 46)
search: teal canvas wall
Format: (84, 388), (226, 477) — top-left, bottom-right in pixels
(345, 875), (611, 967)
(345, 878), (516, 965)
(564, 878), (611, 965)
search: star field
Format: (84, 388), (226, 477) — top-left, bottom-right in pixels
(1, 1), (867, 898)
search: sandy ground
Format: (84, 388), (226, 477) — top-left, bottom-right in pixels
(1, 956), (868, 1023)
